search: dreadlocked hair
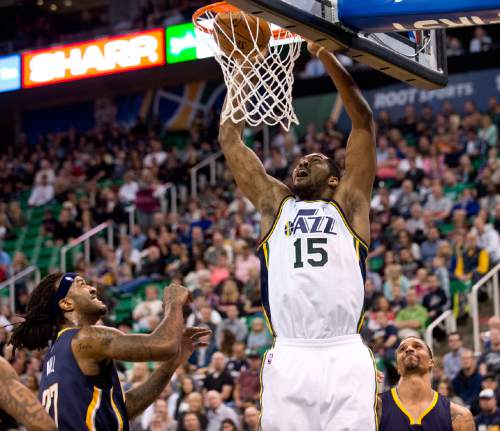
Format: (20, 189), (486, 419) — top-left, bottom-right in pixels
(10, 272), (64, 352)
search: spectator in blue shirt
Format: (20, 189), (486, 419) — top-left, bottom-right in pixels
(420, 227), (441, 266)
(422, 274), (448, 321)
(453, 348), (483, 407)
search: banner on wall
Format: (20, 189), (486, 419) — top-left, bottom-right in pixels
(22, 28), (165, 88)
(22, 66), (500, 142)
(0, 54), (21, 93)
(364, 67), (500, 119)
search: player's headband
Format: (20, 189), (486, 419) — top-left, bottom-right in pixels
(52, 272), (77, 315)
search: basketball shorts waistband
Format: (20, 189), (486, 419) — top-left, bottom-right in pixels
(274, 333), (362, 348)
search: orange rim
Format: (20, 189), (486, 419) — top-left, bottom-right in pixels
(193, 1), (297, 41)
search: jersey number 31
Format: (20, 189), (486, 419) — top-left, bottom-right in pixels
(293, 238), (328, 268)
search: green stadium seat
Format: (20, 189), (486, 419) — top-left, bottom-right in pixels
(439, 223), (455, 235)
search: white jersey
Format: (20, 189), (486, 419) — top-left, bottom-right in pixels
(258, 196), (368, 339)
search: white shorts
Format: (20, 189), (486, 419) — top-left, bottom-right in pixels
(260, 334), (378, 431)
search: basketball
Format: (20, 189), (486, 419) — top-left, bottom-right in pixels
(214, 12), (271, 59)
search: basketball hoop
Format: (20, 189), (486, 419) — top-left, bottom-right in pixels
(193, 2), (302, 131)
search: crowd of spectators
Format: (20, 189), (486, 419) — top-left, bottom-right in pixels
(0, 86), (499, 429)
(0, 0), (212, 55)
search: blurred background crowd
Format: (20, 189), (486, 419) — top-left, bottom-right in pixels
(0, 93), (499, 430)
(0, 1), (499, 431)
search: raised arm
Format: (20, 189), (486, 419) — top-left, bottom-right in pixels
(125, 327), (210, 419)
(218, 107), (291, 228)
(0, 357), (57, 431)
(72, 283), (190, 362)
(309, 43), (376, 244)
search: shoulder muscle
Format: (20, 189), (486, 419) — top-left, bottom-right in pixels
(450, 402), (475, 431)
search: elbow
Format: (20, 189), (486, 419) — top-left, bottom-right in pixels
(360, 108), (374, 127)
(353, 108), (374, 131)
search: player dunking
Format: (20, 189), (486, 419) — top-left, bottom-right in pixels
(10, 272), (210, 430)
(218, 42), (377, 430)
(380, 337), (475, 431)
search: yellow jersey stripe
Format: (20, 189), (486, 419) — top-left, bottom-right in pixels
(390, 388), (438, 425)
(257, 196), (294, 250)
(391, 388), (414, 424)
(56, 327), (75, 339)
(263, 243), (269, 269)
(368, 348), (379, 431)
(416, 391), (439, 425)
(262, 307), (275, 338)
(357, 312), (365, 333)
(85, 387), (102, 431)
(258, 350), (269, 431)
(110, 387), (124, 431)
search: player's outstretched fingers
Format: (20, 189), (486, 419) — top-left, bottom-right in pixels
(194, 341), (210, 348)
(183, 327), (212, 339)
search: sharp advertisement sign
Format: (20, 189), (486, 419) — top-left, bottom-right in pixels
(22, 28), (165, 88)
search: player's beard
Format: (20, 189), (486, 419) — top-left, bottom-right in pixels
(292, 179), (320, 201)
(402, 355), (423, 374)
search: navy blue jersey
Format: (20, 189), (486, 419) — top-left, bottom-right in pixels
(380, 388), (452, 431)
(39, 328), (129, 431)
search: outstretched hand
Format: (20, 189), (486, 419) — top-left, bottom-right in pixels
(174, 327), (212, 366)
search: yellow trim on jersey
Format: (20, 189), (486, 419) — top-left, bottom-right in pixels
(262, 308), (275, 338)
(85, 387), (102, 431)
(368, 348), (379, 431)
(258, 350), (269, 431)
(328, 201), (369, 251)
(357, 313), (365, 333)
(258, 342), (275, 431)
(56, 327), (75, 339)
(110, 387), (124, 431)
(355, 239), (360, 261)
(257, 196), (294, 250)
(417, 391), (439, 424)
(391, 388), (438, 425)
(262, 242), (270, 269)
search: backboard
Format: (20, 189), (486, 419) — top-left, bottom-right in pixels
(228, 0), (449, 90)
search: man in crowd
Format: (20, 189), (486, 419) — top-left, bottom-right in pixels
(243, 406), (260, 431)
(204, 352), (234, 402)
(444, 332), (466, 381)
(216, 304), (248, 347)
(453, 348), (483, 407)
(475, 389), (500, 430)
(206, 390), (240, 431)
(423, 274), (448, 320)
(395, 288), (428, 338)
(132, 285), (164, 331)
(479, 328), (500, 379)
(234, 351), (261, 410)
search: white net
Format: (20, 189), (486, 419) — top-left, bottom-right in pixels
(195, 7), (302, 131)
